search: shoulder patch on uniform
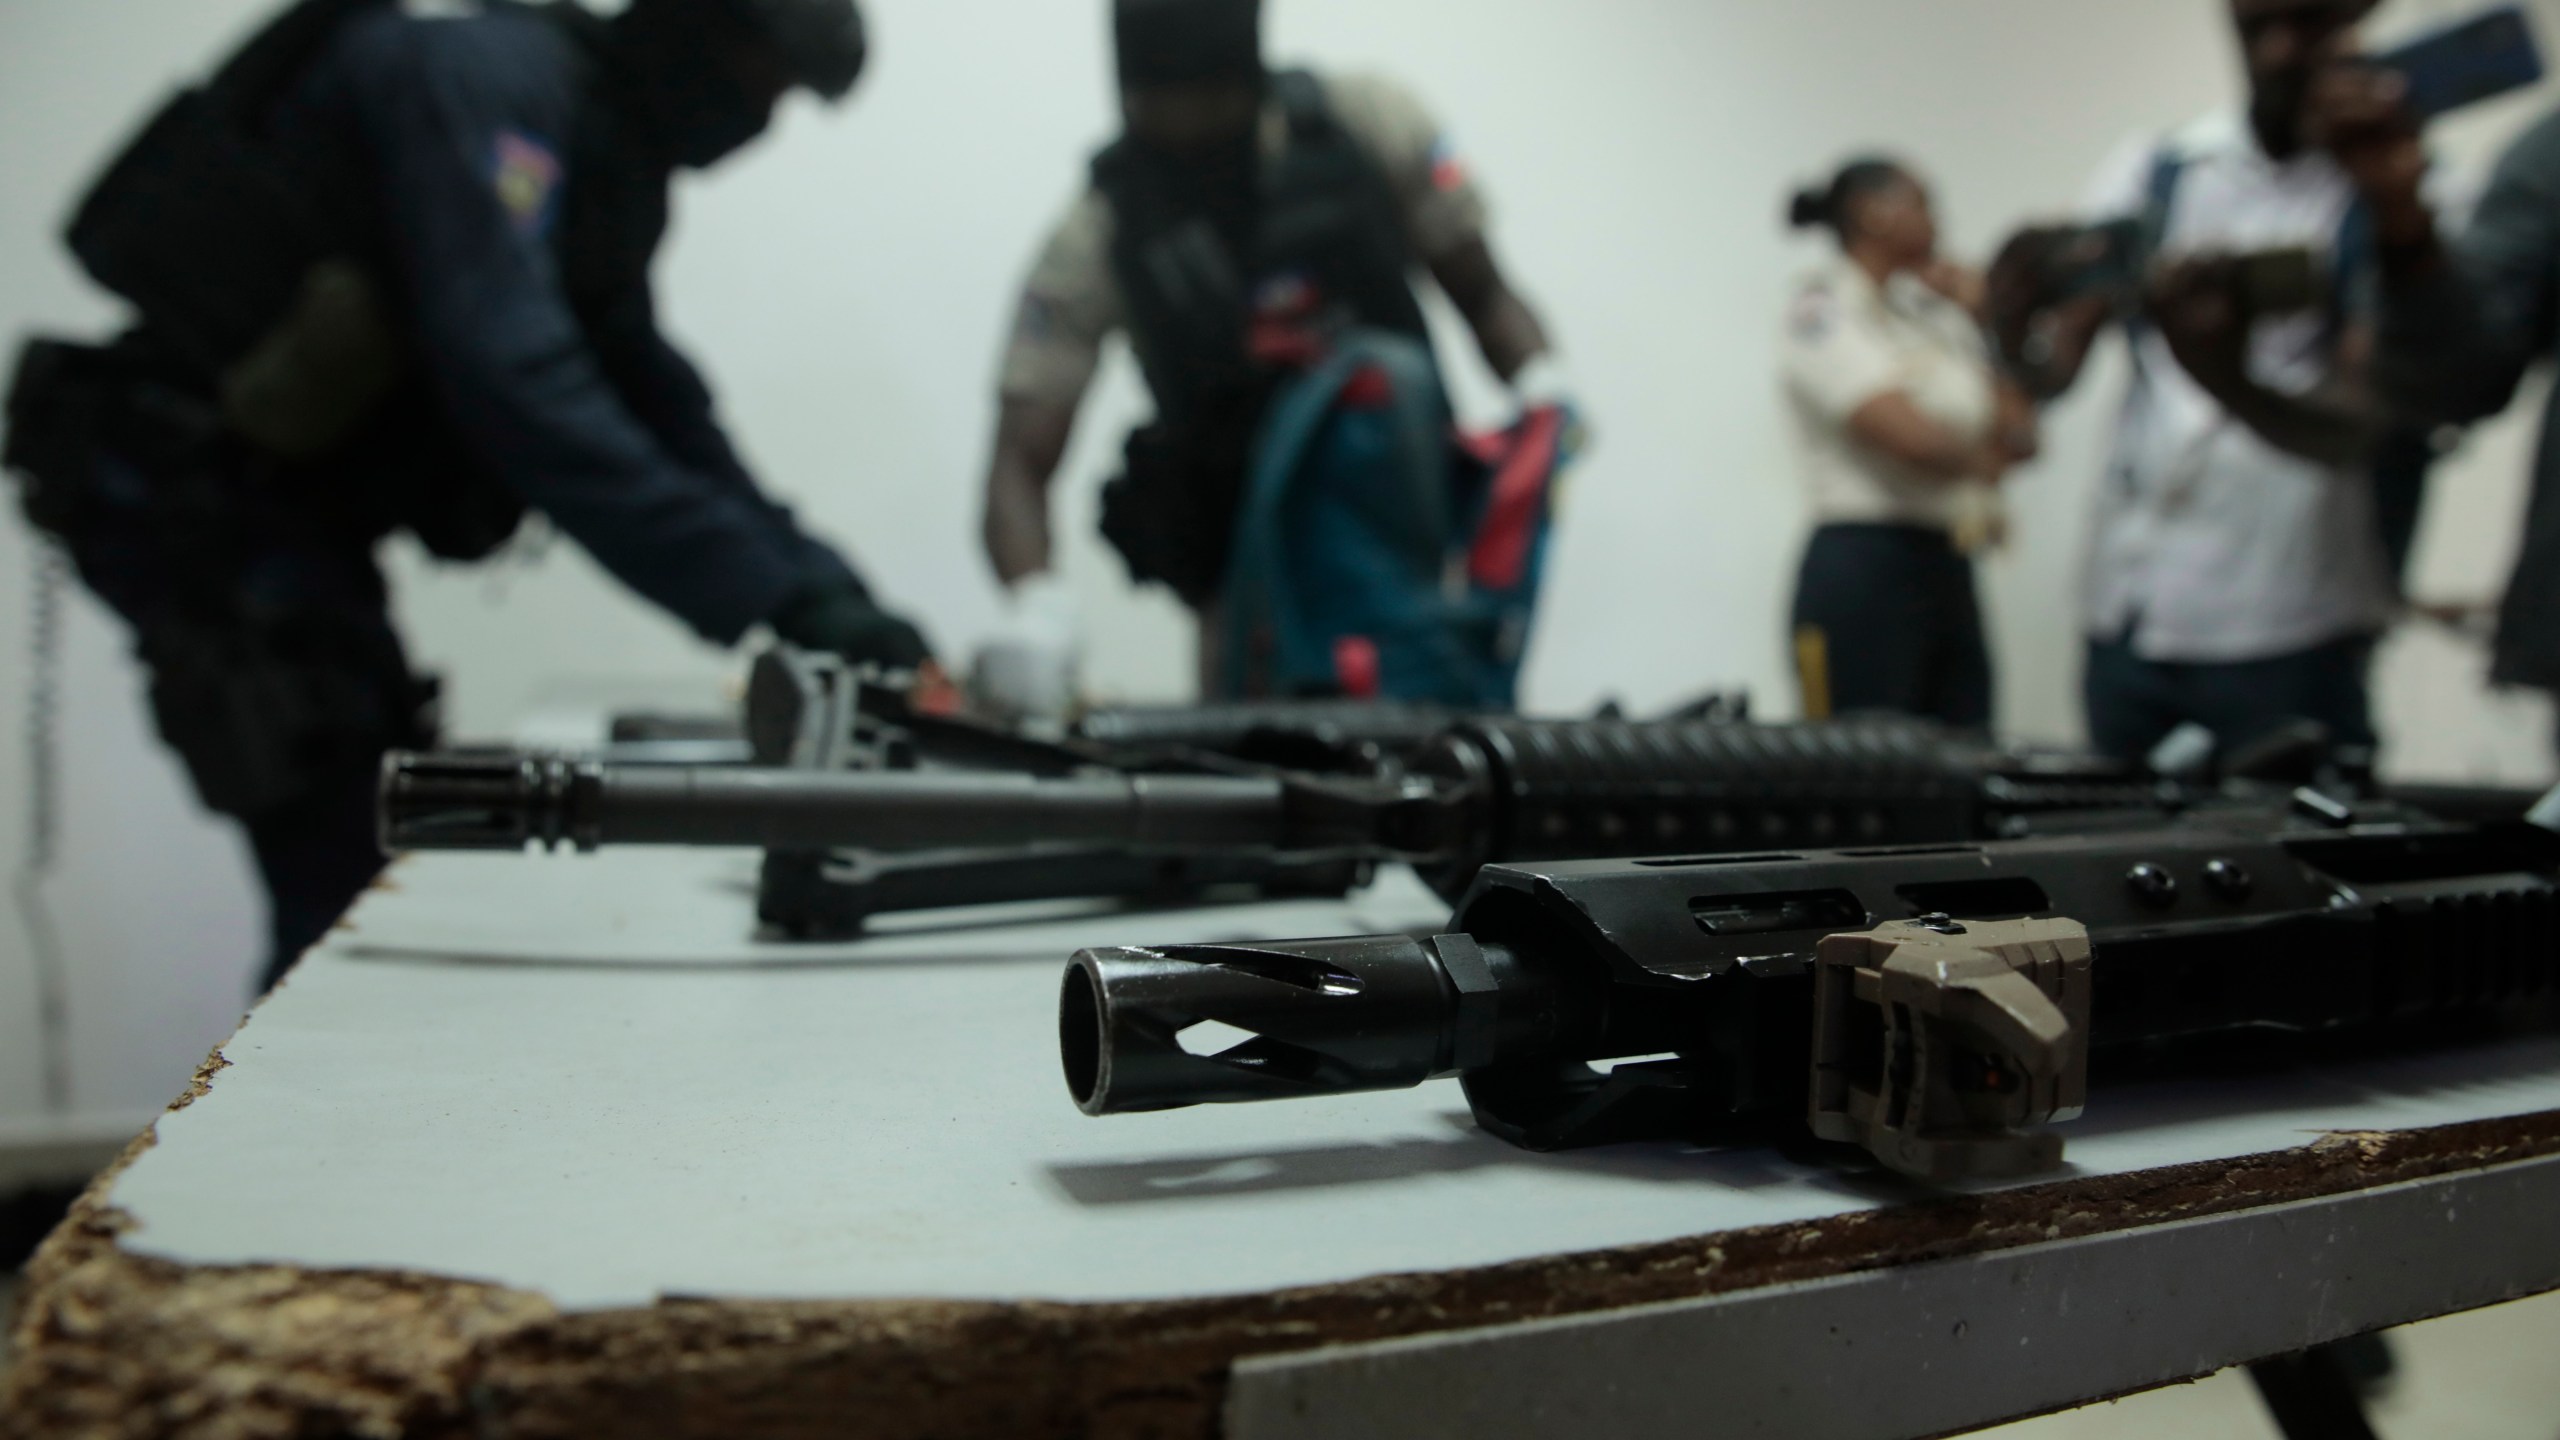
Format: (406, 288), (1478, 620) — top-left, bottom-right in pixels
(491, 129), (562, 239)
(1791, 286), (1839, 343)
(1427, 135), (1468, 193)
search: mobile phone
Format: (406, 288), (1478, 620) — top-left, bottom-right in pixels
(2375, 6), (2545, 122)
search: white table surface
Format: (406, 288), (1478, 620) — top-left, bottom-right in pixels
(104, 848), (2560, 1312)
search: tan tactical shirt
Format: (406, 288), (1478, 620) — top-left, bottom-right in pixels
(997, 70), (1491, 409)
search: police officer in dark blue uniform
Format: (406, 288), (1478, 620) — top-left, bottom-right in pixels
(3, 0), (931, 990)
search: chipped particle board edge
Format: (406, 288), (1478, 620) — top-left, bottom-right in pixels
(6, 1099), (2560, 1440)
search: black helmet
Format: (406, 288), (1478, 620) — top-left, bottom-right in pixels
(733, 0), (868, 101)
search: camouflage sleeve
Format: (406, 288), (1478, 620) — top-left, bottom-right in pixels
(1322, 71), (1491, 264)
(996, 188), (1126, 409)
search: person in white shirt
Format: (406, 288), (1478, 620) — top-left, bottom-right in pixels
(1990, 0), (2398, 764)
(1781, 157), (2038, 728)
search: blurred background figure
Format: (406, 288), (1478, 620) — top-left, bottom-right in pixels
(1, 0), (932, 991)
(1990, 0), (2400, 767)
(1781, 157), (2036, 729)
(2320, 60), (2560, 754)
(974, 0), (1575, 716)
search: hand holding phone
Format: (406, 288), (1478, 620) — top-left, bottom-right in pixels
(2373, 5), (2544, 121)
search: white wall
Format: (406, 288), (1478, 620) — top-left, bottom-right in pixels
(4, 0), (2557, 1129)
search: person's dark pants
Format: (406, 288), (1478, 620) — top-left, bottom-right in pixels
(2083, 630), (2377, 763)
(1790, 523), (1991, 729)
(246, 756), (392, 991)
(59, 449), (425, 995)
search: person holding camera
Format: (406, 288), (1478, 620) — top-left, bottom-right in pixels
(1780, 158), (2037, 729)
(2313, 65), (2560, 732)
(1990, 0), (2400, 765)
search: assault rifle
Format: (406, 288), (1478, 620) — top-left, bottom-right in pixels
(381, 711), (2192, 912)
(1058, 797), (2560, 1182)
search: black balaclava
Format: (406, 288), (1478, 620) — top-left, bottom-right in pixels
(615, 0), (791, 170)
(1115, 0), (1263, 89)
(736, 0), (867, 101)
(1115, 0), (1267, 242)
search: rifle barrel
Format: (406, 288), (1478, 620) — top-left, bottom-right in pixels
(380, 753), (1294, 855)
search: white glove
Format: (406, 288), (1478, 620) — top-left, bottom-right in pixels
(1511, 353), (1575, 411)
(970, 571), (1082, 724)
(1510, 353), (1590, 450)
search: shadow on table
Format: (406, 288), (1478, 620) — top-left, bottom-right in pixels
(1047, 1113), (1832, 1206)
(1046, 1034), (2560, 1210)
(1779, 1033), (2560, 1208)
(335, 890), (1422, 974)
(2064, 1032), (2560, 1143)
(334, 942), (1072, 973)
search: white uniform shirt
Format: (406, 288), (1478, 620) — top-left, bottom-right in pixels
(2080, 112), (2395, 662)
(1780, 255), (1998, 530)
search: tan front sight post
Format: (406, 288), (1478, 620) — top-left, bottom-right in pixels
(1810, 915), (2093, 1183)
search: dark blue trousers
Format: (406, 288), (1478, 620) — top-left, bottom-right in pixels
(63, 451), (419, 993)
(2083, 630), (2377, 763)
(1790, 523), (1992, 730)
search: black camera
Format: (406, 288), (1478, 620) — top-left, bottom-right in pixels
(2014, 221), (2322, 316)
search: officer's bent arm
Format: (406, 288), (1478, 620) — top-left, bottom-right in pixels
(587, 285), (860, 589)
(984, 398), (1077, 586)
(972, 392), (1064, 584)
(584, 284), (757, 488)
(353, 43), (858, 643)
(2168, 312), (2388, 470)
(1845, 392), (2001, 482)
(1430, 236), (1551, 383)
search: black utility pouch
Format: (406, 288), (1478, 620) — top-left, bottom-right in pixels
(1099, 422), (1245, 608)
(4, 336), (234, 539)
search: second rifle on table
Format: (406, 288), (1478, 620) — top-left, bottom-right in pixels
(1056, 795), (2560, 1184)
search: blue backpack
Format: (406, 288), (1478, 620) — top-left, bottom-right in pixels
(1215, 330), (1575, 707)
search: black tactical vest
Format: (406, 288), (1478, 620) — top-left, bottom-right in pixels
(59, 0), (677, 561)
(1092, 70), (1431, 433)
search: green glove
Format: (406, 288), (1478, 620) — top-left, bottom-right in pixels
(769, 582), (933, 671)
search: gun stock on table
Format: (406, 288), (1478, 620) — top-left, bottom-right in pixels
(1059, 800), (2560, 1184)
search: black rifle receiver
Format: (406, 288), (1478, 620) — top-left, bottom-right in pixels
(737, 648), (1383, 934)
(1059, 804), (2560, 1181)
